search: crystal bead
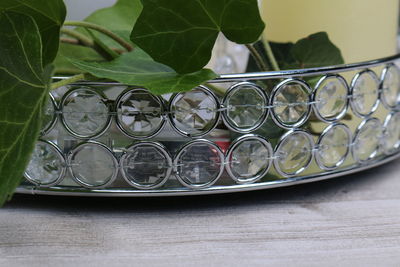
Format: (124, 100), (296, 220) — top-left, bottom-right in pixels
(25, 141), (65, 186)
(353, 119), (382, 162)
(170, 87), (219, 137)
(317, 125), (351, 169)
(175, 141), (223, 188)
(224, 83), (268, 132)
(274, 131), (313, 176)
(226, 136), (272, 183)
(62, 88), (110, 138)
(351, 71), (379, 117)
(272, 81), (310, 128)
(41, 95), (56, 134)
(314, 76), (348, 121)
(381, 65), (400, 108)
(69, 143), (118, 187)
(116, 89), (165, 138)
(121, 143), (172, 189)
(383, 112), (400, 154)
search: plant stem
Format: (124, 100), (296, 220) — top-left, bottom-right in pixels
(245, 44), (269, 72)
(263, 40), (280, 71)
(61, 28), (94, 47)
(51, 74), (86, 90)
(60, 37), (125, 54)
(64, 21), (133, 52)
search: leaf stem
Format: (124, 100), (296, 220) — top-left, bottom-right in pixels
(64, 21), (133, 52)
(245, 44), (268, 72)
(263, 40), (280, 71)
(51, 74), (86, 90)
(61, 28), (94, 48)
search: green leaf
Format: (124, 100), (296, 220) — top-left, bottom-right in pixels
(69, 49), (218, 95)
(0, 11), (53, 205)
(131, 0), (265, 73)
(0, 0), (66, 65)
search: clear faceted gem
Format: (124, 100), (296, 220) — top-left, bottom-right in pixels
(315, 77), (348, 121)
(273, 82), (309, 127)
(382, 65), (400, 108)
(62, 88), (109, 137)
(25, 141), (64, 186)
(228, 139), (271, 182)
(121, 144), (171, 188)
(70, 143), (117, 187)
(353, 119), (382, 162)
(351, 71), (379, 116)
(117, 89), (164, 138)
(176, 142), (223, 187)
(275, 132), (313, 175)
(225, 84), (267, 131)
(171, 88), (218, 136)
(317, 125), (350, 169)
(41, 95), (56, 133)
(383, 112), (400, 154)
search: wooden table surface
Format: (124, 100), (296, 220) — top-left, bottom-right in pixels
(1, 159), (400, 266)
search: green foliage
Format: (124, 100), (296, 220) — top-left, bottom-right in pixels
(131, 0), (265, 73)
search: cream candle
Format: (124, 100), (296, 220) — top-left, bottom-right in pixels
(261, 0), (399, 63)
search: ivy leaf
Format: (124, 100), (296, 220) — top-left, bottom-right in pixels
(0, 0), (66, 65)
(0, 12), (53, 205)
(131, 0), (265, 74)
(69, 49), (217, 95)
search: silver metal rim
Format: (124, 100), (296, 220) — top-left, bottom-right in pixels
(41, 93), (58, 135)
(380, 64), (400, 110)
(270, 79), (312, 129)
(350, 70), (380, 118)
(60, 87), (112, 139)
(315, 123), (352, 171)
(382, 111), (400, 155)
(24, 140), (67, 187)
(225, 134), (273, 184)
(312, 74), (349, 123)
(67, 141), (119, 189)
(115, 88), (167, 140)
(120, 142), (173, 189)
(352, 117), (382, 164)
(168, 85), (221, 138)
(273, 129), (315, 177)
(174, 139), (225, 189)
(222, 82), (269, 133)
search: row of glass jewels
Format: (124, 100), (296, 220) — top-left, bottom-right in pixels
(25, 64), (400, 190)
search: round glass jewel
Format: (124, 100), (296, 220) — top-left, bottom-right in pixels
(24, 141), (65, 186)
(175, 141), (224, 188)
(116, 89), (165, 138)
(351, 71), (379, 117)
(68, 142), (118, 188)
(226, 136), (272, 184)
(314, 76), (348, 122)
(121, 143), (172, 189)
(169, 87), (219, 137)
(41, 94), (57, 134)
(381, 65), (400, 109)
(61, 88), (110, 138)
(271, 80), (310, 128)
(223, 83), (268, 132)
(316, 124), (351, 170)
(382, 112), (400, 154)
(352, 118), (382, 163)
(274, 131), (314, 176)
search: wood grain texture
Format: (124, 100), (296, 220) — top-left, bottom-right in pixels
(1, 159), (400, 267)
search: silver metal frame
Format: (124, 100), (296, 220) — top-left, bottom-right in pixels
(23, 139), (67, 187)
(174, 139), (225, 189)
(120, 142), (173, 190)
(315, 123), (352, 171)
(67, 141), (119, 189)
(312, 74), (349, 123)
(221, 82), (269, 133)
(115, 88), (167, 139)
(60, 87), (112, 139)
(41, 93), (58, 135)
(273, 129), (315, 177)
(352, 117), (382, 164)
(270, 78), (312, 129)
(350, 69), (380, 118)
(380, 64), (400, 110)
(382, 111), (400, 155)
(225, 134), (273, 184)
